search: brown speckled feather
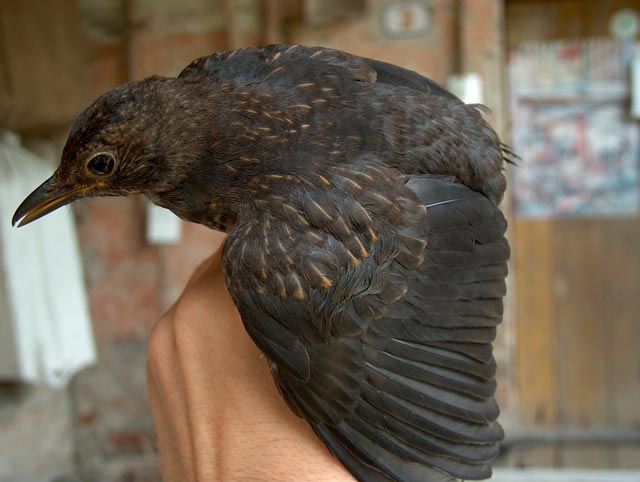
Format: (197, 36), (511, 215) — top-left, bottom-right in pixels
(179, 45), (509, 205)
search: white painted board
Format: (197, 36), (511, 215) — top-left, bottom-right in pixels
(0, 131), (96, 386)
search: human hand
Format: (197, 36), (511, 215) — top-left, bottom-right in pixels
(146, 246), (355, 481)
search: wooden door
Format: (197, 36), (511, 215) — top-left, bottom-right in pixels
(507, 0), (640, 469)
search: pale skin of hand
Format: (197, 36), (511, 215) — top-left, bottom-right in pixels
(146, 243), (356, 482)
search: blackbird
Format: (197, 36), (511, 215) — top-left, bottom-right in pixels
(13, 45), (511, 482)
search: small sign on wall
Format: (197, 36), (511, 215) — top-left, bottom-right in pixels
(146, 202), (182, 245)
(381, 1), (433, 38)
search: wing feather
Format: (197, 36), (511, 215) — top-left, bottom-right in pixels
(223, 175), (508, 482)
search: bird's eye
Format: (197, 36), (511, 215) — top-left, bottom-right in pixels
(86, 152), (116, 176)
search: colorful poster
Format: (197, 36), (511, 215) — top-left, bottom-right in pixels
(509, 39), (639, 217)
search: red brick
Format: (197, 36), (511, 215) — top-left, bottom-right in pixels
(86, 40), (128, 98)
(109, 430), (144, 451)
(76, 196), (161, 340)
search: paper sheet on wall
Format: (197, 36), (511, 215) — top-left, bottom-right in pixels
(508, 39), (640, 217)
(0, 131), (96, 386)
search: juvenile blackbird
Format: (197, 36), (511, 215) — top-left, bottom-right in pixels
(13, 45), (511, 482)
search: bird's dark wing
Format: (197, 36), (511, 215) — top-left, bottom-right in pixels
(178, 44), (458, 100)
(222, 168), (508, 482)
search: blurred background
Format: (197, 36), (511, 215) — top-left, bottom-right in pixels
(0, 1), (639, 481)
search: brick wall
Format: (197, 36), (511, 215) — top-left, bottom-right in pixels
(0, 386), (74, 482)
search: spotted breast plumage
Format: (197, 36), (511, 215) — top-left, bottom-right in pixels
(13, 44), (512, 482)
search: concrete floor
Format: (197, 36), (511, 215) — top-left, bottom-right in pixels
(491, 469), (640, 482)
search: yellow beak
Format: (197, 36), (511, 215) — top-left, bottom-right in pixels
(12, 176), (93, 227)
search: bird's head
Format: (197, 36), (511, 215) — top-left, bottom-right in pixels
(12, 77), (191, 227)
